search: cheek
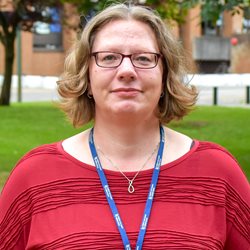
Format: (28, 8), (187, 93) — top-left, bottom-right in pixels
(89, 68), (97, 82)
(89, 59), (99, 82)
(155, 68), (164, 92)
(88, 68), (99, 95)
(148, 72), (163, 88)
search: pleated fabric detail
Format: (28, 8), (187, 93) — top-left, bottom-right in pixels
(0, 141), (249, 249)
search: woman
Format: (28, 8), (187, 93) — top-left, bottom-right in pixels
(0, 3), (249, 250)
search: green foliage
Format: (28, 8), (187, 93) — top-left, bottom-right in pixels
(61, 0), (198, 24)
(146, 0), (198, 23)
(61, 0), (249, 26)
(60, 0), (113, 17)
(200, 0), (249, 25)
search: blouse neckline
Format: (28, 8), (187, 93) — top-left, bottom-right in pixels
(57, 140), (200, 176)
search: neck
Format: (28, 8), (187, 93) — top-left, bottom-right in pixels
(94, 117), (160, 148)
(93, 118), (161, 171)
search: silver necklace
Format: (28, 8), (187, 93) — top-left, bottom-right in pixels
(96, 142), (160, 193)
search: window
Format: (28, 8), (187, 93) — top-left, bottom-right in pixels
(243, 6), (250, 33)
(201, 14), (223, 36)
(33, 7), (63, 51)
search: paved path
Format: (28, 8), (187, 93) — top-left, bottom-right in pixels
(196, 86), (249, 106)
(11, 87), (58, 103)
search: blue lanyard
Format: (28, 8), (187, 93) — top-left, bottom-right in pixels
(89, 126), (165, 250)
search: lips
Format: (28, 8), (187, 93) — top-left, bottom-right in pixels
(111, 88), (142, 93)
(111, 88), (142, 97)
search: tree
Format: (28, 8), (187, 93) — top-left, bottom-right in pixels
(0, 0), (61, 105)
(61, 0), (198, 27)
(62, 0), (250, 22)
(200, 0), (250, 25)
(62, 0), (250, 37)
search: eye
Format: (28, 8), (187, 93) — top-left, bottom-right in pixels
(133, 54), (153, 65)
(99, 53), (120, 62)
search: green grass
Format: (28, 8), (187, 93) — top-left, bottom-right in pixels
(0, 102), (249, 188)
(170, 106), (250, 179)
(0, 102), (90, 188)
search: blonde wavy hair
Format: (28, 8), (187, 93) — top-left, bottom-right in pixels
(57, 3), (198, 127)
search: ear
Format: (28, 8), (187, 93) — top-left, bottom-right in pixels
(88, 85), (93, 95)
(161, 81), (165, 95)
(87, 83), (93, 99)
(87, 75), (93, 95)
(87, 70), (93, 95)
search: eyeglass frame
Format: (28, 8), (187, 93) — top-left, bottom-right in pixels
(91, 51), (162, 69)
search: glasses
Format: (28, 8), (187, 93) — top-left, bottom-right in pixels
(91, 51), (161, 69)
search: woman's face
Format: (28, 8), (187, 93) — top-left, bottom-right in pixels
(89, 19), (163, 121)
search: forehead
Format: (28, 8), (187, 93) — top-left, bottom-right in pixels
(91, 19), (159, 52)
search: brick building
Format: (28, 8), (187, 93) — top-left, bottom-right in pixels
(0, 5), (249, 77)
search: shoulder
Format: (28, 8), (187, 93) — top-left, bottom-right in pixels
(194, 141), (243, 174)
(164, 127), (247, 183)
(12, 142), (63, 175)
(192, 140), (249, 199)
(169, 139), (250, 200)
(0, 142), (68, 249)
(1, 142), (63, 196)
(197, 140), (247, 175)
(196, 140), (236, 159)
(19, 142), (62, 162)
(0, 141), (81, 225)
(194, 141), (250, 247)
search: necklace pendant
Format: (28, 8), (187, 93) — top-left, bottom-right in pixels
(128, 180), (135, 193)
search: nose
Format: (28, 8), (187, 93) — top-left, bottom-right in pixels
(117, 57), (136, 82)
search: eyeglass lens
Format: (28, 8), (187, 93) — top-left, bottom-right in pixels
(93, 52), (159, 68)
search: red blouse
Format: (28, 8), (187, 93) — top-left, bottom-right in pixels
(0, 140), (249, 249)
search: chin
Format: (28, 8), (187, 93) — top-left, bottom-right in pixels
(112, 102), (141, 113)
(112, 108), (138, 115)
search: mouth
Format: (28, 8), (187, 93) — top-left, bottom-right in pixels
(111, 88), (142, 97)
(111, 88), (142, 93)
